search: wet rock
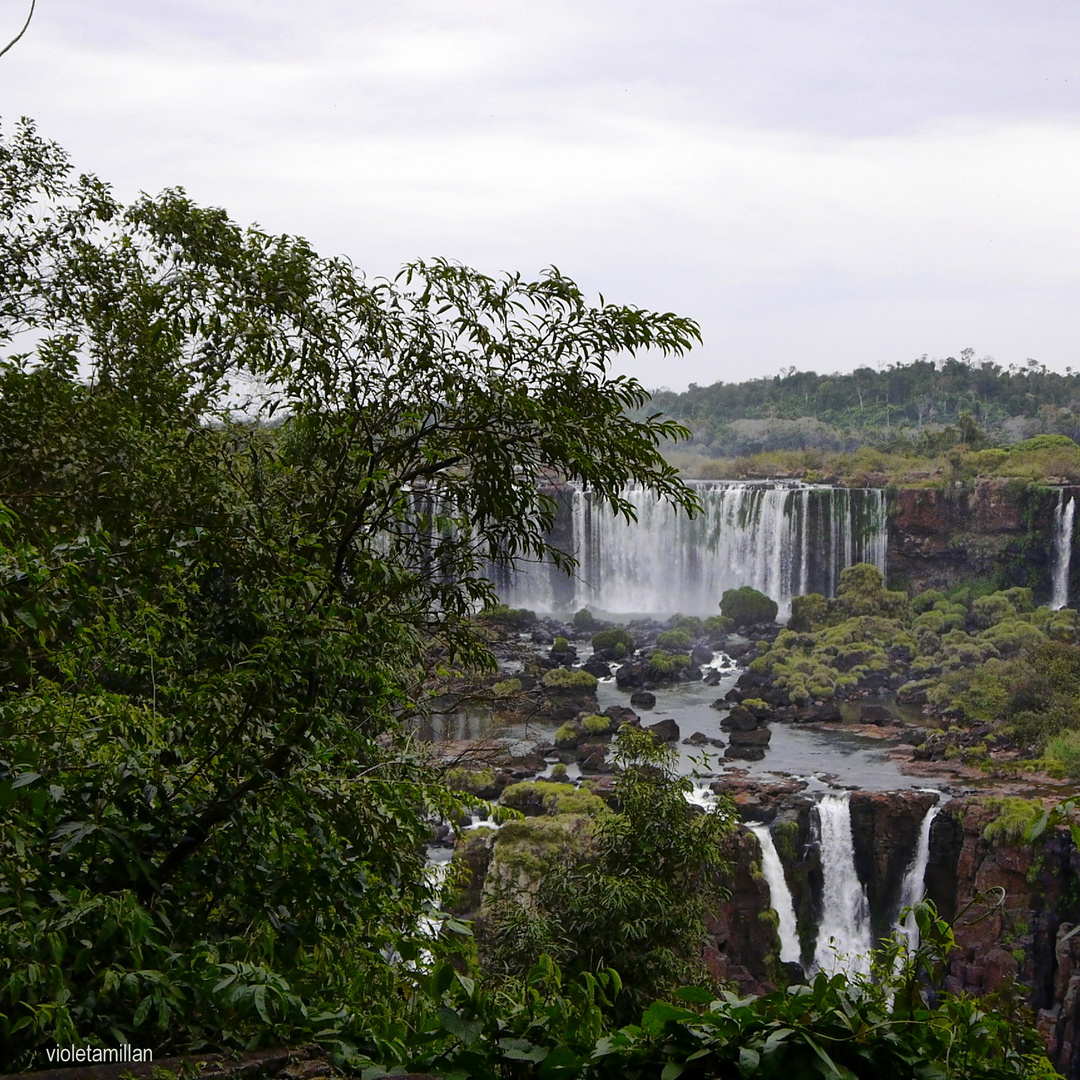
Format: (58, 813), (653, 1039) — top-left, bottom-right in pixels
(578, 742), (609, 772)
(790, 702), (842, 723)
(603, 704), (640, 728)
(724, 744), (766, 761)
(616, 662), (648, 688)
(646, 717), (680, 742)
(630, 689), (657, 710)
(848, 789), (941, 938)
(692, 644), (715, 665)
(710, 775), (809, 821)
(728, 727), (771, 747)
(702, 668), (723, 686)
(721, 706), (760, 732)
(582, 659), (612, 680)
(859, 703), (891, 725)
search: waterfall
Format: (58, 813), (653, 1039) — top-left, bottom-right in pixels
(496, 481), (888, 616)
(812, 793), (873, 976)
(747, 822), (802, 967)
(896, 802), (941, 953)
(1053, 491), (1075, 610)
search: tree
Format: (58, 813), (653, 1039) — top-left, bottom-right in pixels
(0, 119), (701, 1064)
(479, 728), (734, 1020)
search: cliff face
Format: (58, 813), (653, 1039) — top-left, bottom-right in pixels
(926, 798), (1080, 1079)
(708, 785), (939, 986)
(711, 790), (1080, 1077)
(887, 480), (1080, 599)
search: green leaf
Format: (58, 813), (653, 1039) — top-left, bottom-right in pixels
(674, 984), (715, 1004)
(641, 1001), (698, 1034)
(738, 1047), (760, 1076)
(254, 984), (270, 1023)
(661, 1062), (686, 1080)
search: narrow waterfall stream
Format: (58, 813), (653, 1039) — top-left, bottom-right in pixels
(747, 823), (802, 967)
(1053, 491), (1075, 610)
(812, 794), (873, 976)
(896, 801), (941, 952)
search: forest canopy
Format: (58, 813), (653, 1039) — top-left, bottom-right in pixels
(650, 352), (1080, 461)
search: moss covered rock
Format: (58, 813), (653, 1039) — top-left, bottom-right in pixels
(720, 586), (779, 627)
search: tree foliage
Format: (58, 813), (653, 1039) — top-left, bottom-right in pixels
(479, 729), (735, 1019)
(0, 118), (702, 1065)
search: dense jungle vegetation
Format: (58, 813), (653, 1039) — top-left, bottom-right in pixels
(0, 121), (1062, 1078)
(748, 565), (1080, 780)
(648, 355), (1080, 483)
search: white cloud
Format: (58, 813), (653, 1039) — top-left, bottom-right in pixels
(3, 0), (1080, 387)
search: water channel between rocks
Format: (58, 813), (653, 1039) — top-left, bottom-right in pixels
(423, 647), (936, 795)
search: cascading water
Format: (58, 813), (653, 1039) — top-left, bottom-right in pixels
(747, 822), (802, 967)
(496, 480), (888, 616)
(812, 793), (873, 976)
(896, 801), (941, 953)
(1053, 491), (1075, 610)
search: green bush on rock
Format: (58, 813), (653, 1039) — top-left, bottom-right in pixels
(719, 586), (778, 627)
(541, 667), (599, 694)
(788, 592), (828, 631)
(591, 627), (635, 654)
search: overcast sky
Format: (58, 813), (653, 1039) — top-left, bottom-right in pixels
(2, 1), (1079, 390)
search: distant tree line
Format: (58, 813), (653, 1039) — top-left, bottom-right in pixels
(649, 351), (1080, 457)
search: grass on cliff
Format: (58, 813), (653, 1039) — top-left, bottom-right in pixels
(665, 434), (1080, 486)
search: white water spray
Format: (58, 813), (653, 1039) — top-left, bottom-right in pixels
(896, 801), (941, 953)
(1053, 491), (1075, 610)
(498, 481), (888, 615)
(812, 794), (873, 976)
(747, 822), (802, 967)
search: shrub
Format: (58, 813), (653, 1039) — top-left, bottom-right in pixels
(672, 615), (704, 635)
(582, 713), (612, 735)
(572, 608), (598, 631)
(910, 588), (945, 614)
(981, 797), (1045, 844)
(1043, 730), (1080, 780)
(788, 592), (828, 631)
(704, 614), (733, 633)
(719, 586), (778, 627)
(541, 668), (598, 694)
(591, 627), (635, 653)
(550, 762), (568, 780)
(481, 604), (537, 628)
(493, 677), (522, 696)
(501, 780), (577, 815)
(553, 636), (569, 651)
(553, 723), (581, 748)
(647, 650), (677, 677)
(977, 618), (1046, 658)
(444, 766), (497, 796)
(553, 789), (609, 816)
(834, 563), (908, 619)
(1001, 586), (1035, 614)
(656, 629), (691, 650)
(971, 592), (1017, 629)
(646, 651), (691, 678)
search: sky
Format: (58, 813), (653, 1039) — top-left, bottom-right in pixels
(1, 0), (1079, 391)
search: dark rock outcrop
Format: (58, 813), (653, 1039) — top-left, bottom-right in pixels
(646, 717), (680, 742)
